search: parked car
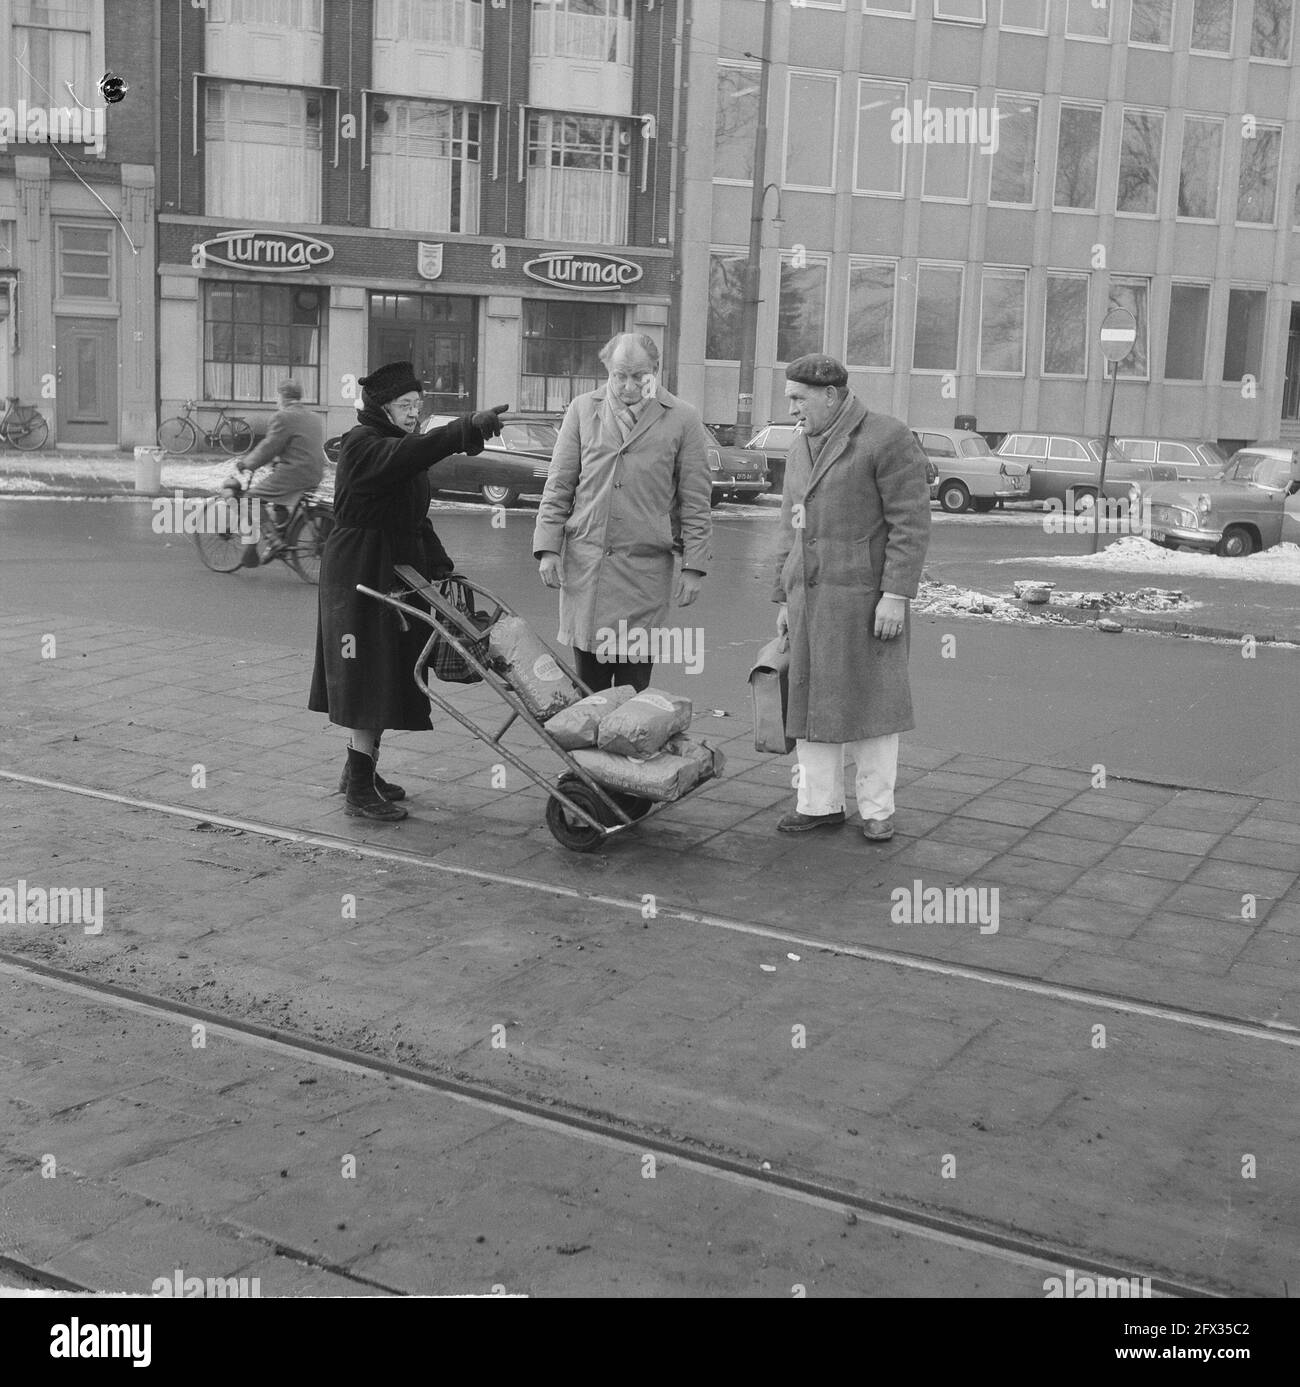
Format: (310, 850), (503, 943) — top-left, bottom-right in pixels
(743, 422), (800, 493)
(910, 426), (1031, 512)
(1113, 436), (1229, 481)
(704, 424), (769, 505)
(1143, 443), (1300, 557)
(414, 412), (560, 506)
(994, 431), (1177, 506)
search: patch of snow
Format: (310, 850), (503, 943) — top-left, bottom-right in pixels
(991, 535), (1300, 584)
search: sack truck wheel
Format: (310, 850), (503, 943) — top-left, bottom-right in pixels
(546, 775), (610, 852)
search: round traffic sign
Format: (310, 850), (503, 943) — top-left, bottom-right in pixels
(1099, 307), (1137, 364)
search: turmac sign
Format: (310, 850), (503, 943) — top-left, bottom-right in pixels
(191, 230), (334, 273)
(522, 251), (643, 293)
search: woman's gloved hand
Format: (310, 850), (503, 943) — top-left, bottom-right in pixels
(471, 404), (509, 439)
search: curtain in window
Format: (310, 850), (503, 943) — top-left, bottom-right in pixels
(205, 84), (321, 222)
(371, 103), (479, 233)
(527, 166), (627, 243)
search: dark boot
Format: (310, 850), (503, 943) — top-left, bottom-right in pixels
(343, 748), (407, 821)
(336, 748), (406, 801)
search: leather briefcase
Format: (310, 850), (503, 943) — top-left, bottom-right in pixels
(748, 633), (795, 754)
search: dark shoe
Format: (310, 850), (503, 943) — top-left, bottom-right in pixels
(337, 760), (407, 802)
(776, 809), (847, 833)
(343, 748), (407, 822)
(862, 816), (895, 841)
(239, 545), (260, 568)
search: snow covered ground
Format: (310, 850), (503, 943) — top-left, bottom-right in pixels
(992, 535), (1300, 584)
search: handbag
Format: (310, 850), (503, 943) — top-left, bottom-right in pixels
(428, 577), (493, 684)
(749, 632), (796, 754)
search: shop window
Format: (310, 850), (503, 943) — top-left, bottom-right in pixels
(205, 82), (322, 223)
(374, 0), (483, 46)
(777, 255), (828, 363)
(520, 300), (619, 413)
(715, 64), (760, 184)
(1043, 273), (1088, 377)
(530, 0), (632, 64)
(1166, 284), (1210, 380)
(57, 224), (113, 300)
(204, 282), (322, 403)
(846, 260), (896, 369)
(913, 263), (962, 372)
(526, 112), (629, 244)
(10, 0), (96, 110)
(1238, 123), (1282, 223)
(1192, 0), (1235, 51)
(1179, 116), (1223, 219)
(706, 252), (746, 361)
(371, 101), (480, 234)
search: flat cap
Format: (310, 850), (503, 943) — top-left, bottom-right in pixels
(785, 354), (848, 388)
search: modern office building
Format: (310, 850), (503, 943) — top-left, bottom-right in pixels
(680, 0), (1300, 450)
(0, 0), (157, 446)
(157, 0), (684, 439)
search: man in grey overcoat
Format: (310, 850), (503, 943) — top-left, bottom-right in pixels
(772, 354), (931, 841)
(236, 378), (326, 564)
(533, 333), (713, 691)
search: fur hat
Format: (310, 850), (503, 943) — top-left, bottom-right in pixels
(359, 361), (423, 406)
(785, 354), (848, 388)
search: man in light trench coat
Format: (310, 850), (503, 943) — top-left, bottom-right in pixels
(772, 354), (931, 841)
(533, 333), (713, 691)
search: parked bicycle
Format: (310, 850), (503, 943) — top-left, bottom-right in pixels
(192, 471), (334, 585)
(158, 399), (254, 455)
(0, 396), (50, 450)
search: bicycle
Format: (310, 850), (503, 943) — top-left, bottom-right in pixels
(158, 399), (254, 455)
(192, 470), (334, 585)
(0, 396), (50, 450)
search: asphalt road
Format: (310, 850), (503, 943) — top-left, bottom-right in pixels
(0, 498), (1293, 798)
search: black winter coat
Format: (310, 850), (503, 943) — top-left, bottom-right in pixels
(308, 403), (487, 730)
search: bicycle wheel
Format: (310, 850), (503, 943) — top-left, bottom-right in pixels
(218, 417), (254, 455)
(283, 506), (333, 585)
(8, 410), (49, 450)
(158, 416), (198, 453)
(192, 496), (248, 573)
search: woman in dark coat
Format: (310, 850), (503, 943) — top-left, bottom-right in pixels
(308, 360), (506, 821)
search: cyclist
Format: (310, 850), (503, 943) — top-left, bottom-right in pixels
(232, 379), (326, 566)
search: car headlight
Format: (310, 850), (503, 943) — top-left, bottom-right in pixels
(707, 451), (721, 473)
(1196, 493), (1212, 517)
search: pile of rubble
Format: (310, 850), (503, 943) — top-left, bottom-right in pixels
(914, 578), (1196, 631)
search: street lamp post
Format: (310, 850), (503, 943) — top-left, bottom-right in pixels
(734, 0), (775, 439)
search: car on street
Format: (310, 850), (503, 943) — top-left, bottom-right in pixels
(414, 412), (561, 506)
(994, 431), (1177, 507)
(1113, 436), (1229, 481)
(743, 422), (800, 493)
(704, 424), (769, 505)
(910, 426), (1031, 512)
(1143, 442), (1300, 557)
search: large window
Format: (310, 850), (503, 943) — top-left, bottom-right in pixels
(1055, 104), (1102, 210)
(526, 113), (629, 244)
(10, 0), (95, 108)
(990, 96), (1038, 205)
(1043, 273), (1088, 377)
(706, 252), (746, 361)
(715, 64), (760, 183)
(1130, 0), (1173, 44)
(1192, 0), (1235, 51)
(778, 256), (828, 362)
(1066, 0), (1110, 38)
(57, 224), (113, 300)
(1165, 283), (1210, 380)
(1179, 116), (1223, 219)
(846, 260), (896, 368)
(978, 268), (1026, 375)
(1000, 0), (1046, 29)
(1109, 278), (1150, 379)
(1117, 110), (1164, 215)
(205, 83), (322, 222)
(913, 263), (963, 372)
(374, 0), (482, 44)
(785, 72), (838, 189)
(1223, 288), (1267, 380)
(209, 0), (323, 26)
(1251, 0), (1293, 58)
(370, 101), (479, 233)
(531, 0), (631, 63)
(856, 78), (908, 195)
(1238, 123), (1282, 223)
(922, 85), (976, 200)
(204, 282), (322, 403)
(936, 0), (985, 20)
(520, 300), (619, 413)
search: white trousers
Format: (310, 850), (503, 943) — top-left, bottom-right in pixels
(795, 735), (899, 819)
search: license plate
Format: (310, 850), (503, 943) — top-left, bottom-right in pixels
(1152, 529), (1165, 542)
